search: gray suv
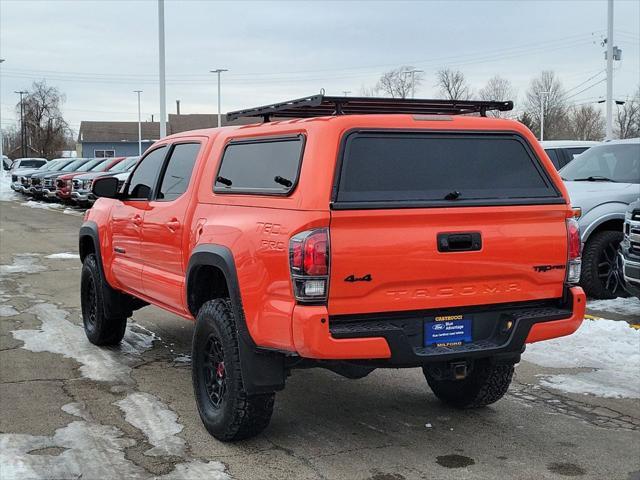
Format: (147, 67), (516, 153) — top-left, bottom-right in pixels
(560, 138), (640, 299)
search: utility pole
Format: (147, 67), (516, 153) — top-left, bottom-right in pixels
(134, 90), (143, 156)
(404, 69), (424, 99)
(210, 69), (228, 128)
(605, 0), (614, 140)
(342, 90), (351, 97)
(540, 91), (549, 141)
(158, 0), (167, 138)
(15, 90), (27, 158)
(0, 59), (5, 165)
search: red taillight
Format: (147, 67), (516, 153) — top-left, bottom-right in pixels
(567, 218), (581, 260)
(303, 231), (328, 276)
(566, 218), (582, 283)
(289, 228), (329, 302)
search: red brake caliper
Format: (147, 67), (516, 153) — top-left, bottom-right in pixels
(216, 362), (225, 378)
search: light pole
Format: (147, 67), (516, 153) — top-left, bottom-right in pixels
(342, 90), (351, 97)
(158, 0), (167, 138)
(404, 69), (424, 98)
(540, 91), (549, 141)
(210, 69), (228, 128)
(134, 90), (143, 156)
(15, 90), (27, 158)
(605, 0), (614, 139)
(0, 59), (5, 165)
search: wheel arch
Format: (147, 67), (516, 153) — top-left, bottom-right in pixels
(581, 211), (625, 242)
(186, 244), (286, 394)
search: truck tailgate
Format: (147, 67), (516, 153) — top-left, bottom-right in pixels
(328, 205), (568, 315)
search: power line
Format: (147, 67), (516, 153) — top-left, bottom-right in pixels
(564, 69), (606, 94)
(565, 78), (607, 100)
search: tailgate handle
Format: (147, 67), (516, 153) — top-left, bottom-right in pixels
(438, 232), (482, 252)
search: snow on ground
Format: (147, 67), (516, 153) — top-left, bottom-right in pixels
(0, 171), (19, 202)
(115, 392), (186, 457)
(0, 401), (230, 480)
(588, 297), (640, 317)
(45, 252), (80, 260)
(0, 305), (19, 317)
(12, 303), (156, 383)
(0, 254), (46, 276)
(524, 318), (640, 398)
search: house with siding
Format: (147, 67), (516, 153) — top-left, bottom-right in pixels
(77, 114), (257, 157)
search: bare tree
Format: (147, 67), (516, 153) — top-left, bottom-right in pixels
(371, 66), (424, 99)
(478, 76), (516, 118)
(567, 104), (605, 141)
(615, 86), (640, 139)
(13, 81), (72, 159)
(524, 71), (569, 139)
(435, 69), (472, 101)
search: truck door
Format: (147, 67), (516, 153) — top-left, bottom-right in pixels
(141, 141), (202, 309)
(110, 146), (168, 296)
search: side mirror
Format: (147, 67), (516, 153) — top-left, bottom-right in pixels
(92, 176), (120, 199)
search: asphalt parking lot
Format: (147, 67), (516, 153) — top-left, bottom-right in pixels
(1, 196), (639, 480)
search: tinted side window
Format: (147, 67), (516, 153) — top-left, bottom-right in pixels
(157, 143), (200, 202)
(215, 136), (304, 194)
(545, 149), (561, 169)
(566, 147), (588, 159)
(127, 147), (167, 199)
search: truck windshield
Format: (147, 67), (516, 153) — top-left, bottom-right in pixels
(560, 144), (640, 184)
(335, 132), (559, 206)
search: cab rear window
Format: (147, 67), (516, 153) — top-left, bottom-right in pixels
(334, 132), (561, 208)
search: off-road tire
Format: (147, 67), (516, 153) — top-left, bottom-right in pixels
(581, 230), (626, 299)
(80, 253), (127, 345)
(423, 361), (514, 409)
(192, 299), (275, 441)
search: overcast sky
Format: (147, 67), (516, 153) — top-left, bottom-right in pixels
(1, 0), (639, 134)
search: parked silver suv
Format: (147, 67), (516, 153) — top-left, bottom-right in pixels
(560, 138), (640, 298)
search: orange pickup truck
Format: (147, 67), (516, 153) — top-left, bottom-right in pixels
(79, 95), (585, 441)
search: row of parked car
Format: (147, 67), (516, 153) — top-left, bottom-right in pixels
(8, 156), (139, 207)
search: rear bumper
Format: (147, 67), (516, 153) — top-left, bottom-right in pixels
(291, 287), (585, 365)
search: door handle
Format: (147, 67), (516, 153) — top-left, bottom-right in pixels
(132, 214), (143, 226)
(437, 232), (482, 252)
(166, 219), (181, 231)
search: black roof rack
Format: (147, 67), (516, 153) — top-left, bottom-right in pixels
(226, 94), (513, 122)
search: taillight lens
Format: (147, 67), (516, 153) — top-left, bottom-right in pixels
(566, 218), (581, 284)
(289, 228), (329, 302)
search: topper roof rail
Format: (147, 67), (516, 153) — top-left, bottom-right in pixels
(226, 94), (513, 122)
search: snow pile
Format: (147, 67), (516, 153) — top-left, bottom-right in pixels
(0, 305), (19, 317)
(524, 318), (640, 398)
(45, 252), (80, 260)
(588, 297), (640, 317)
(115, 392), (185, 457)
(0, 170), (18, 202)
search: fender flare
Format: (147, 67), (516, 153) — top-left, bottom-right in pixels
(186, 244), (286, 394)
(78, 221), (142, 318)
(79, 221), (104, 274)
(581, 211), (625, 242)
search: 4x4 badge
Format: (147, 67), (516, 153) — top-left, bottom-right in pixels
(344, 274), (372, 283)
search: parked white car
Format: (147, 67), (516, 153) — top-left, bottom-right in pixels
(9, 158), (47, 172)
(541, 140), (599, 170)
